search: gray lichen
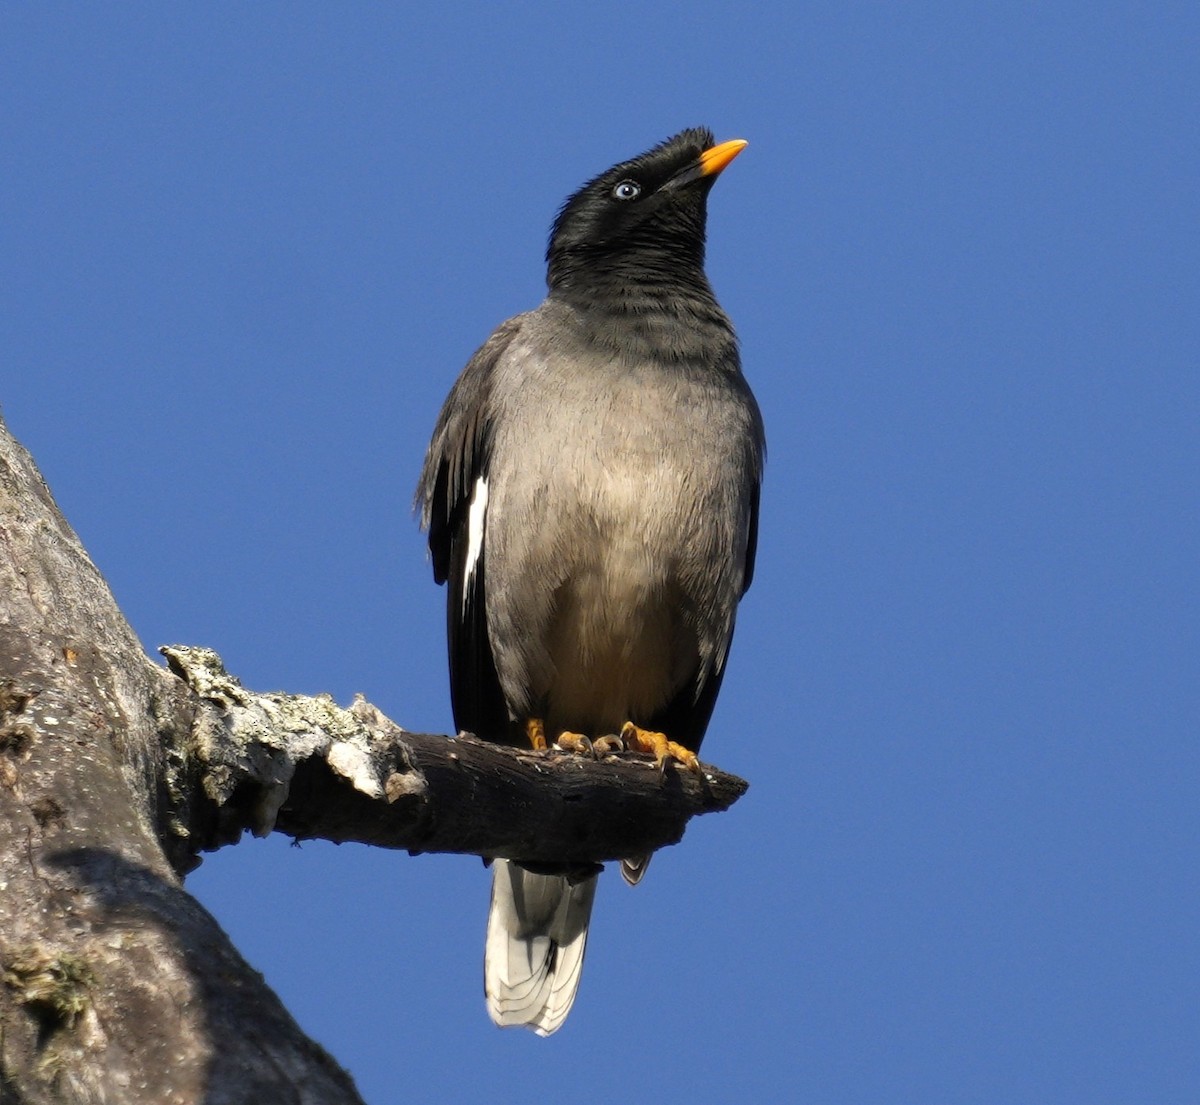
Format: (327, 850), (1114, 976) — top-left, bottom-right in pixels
(3, 945), (95, 1034)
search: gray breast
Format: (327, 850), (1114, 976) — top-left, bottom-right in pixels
(481, 306), (758, 734)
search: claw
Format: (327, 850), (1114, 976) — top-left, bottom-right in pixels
(619, 721), (701, 774)
(591, 734), (624, 756)
(554, 731), (595, 758)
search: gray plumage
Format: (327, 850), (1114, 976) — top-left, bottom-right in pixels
(416, 127), (764, 1035)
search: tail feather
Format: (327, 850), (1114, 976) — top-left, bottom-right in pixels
(620, 854), (652, 885)
(484, 859), (598, 1035)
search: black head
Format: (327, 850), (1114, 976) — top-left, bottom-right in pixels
(546, 127), (746, 295)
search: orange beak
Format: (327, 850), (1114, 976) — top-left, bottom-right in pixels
(697, 138), (749, 177)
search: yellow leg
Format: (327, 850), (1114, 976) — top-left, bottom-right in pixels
(620, 721), (701, 773)
(524, 717), (548, 751)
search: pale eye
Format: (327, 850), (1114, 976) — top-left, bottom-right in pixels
(612, 180), (641, 201)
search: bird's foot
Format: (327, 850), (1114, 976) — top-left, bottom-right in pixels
(554, 730), (595, 757)
(619, 721), (701, 774)
(552, 731), (624, 759)
(524, 717), (548, 751)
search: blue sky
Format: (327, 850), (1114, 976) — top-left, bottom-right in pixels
(3, 4), (1197, 1103)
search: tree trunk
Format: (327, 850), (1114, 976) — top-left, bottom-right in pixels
(0, 413), (746, 1103)
(0, 416), (368, 1103)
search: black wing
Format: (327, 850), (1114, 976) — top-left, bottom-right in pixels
(741, 478), (761, 596)
(415, 317), (525, 743)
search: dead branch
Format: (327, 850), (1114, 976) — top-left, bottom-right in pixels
(160, 644), (748, 874)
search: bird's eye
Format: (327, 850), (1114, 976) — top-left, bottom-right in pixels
(612, 180), (641, 201)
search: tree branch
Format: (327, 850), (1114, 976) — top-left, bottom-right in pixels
(160, 644), (748, 874)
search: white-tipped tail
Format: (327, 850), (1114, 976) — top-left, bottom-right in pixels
(484, 859), (598, 1036)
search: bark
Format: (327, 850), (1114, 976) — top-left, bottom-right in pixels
(0, 413), (747, 1104)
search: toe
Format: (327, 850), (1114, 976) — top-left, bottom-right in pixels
(619, 722), (701, 773)
(554, 731), (596, 758)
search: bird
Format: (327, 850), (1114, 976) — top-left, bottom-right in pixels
(415, 127), (764, 1035)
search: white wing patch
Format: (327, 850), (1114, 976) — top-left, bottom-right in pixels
(463, 476), (488, 610)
